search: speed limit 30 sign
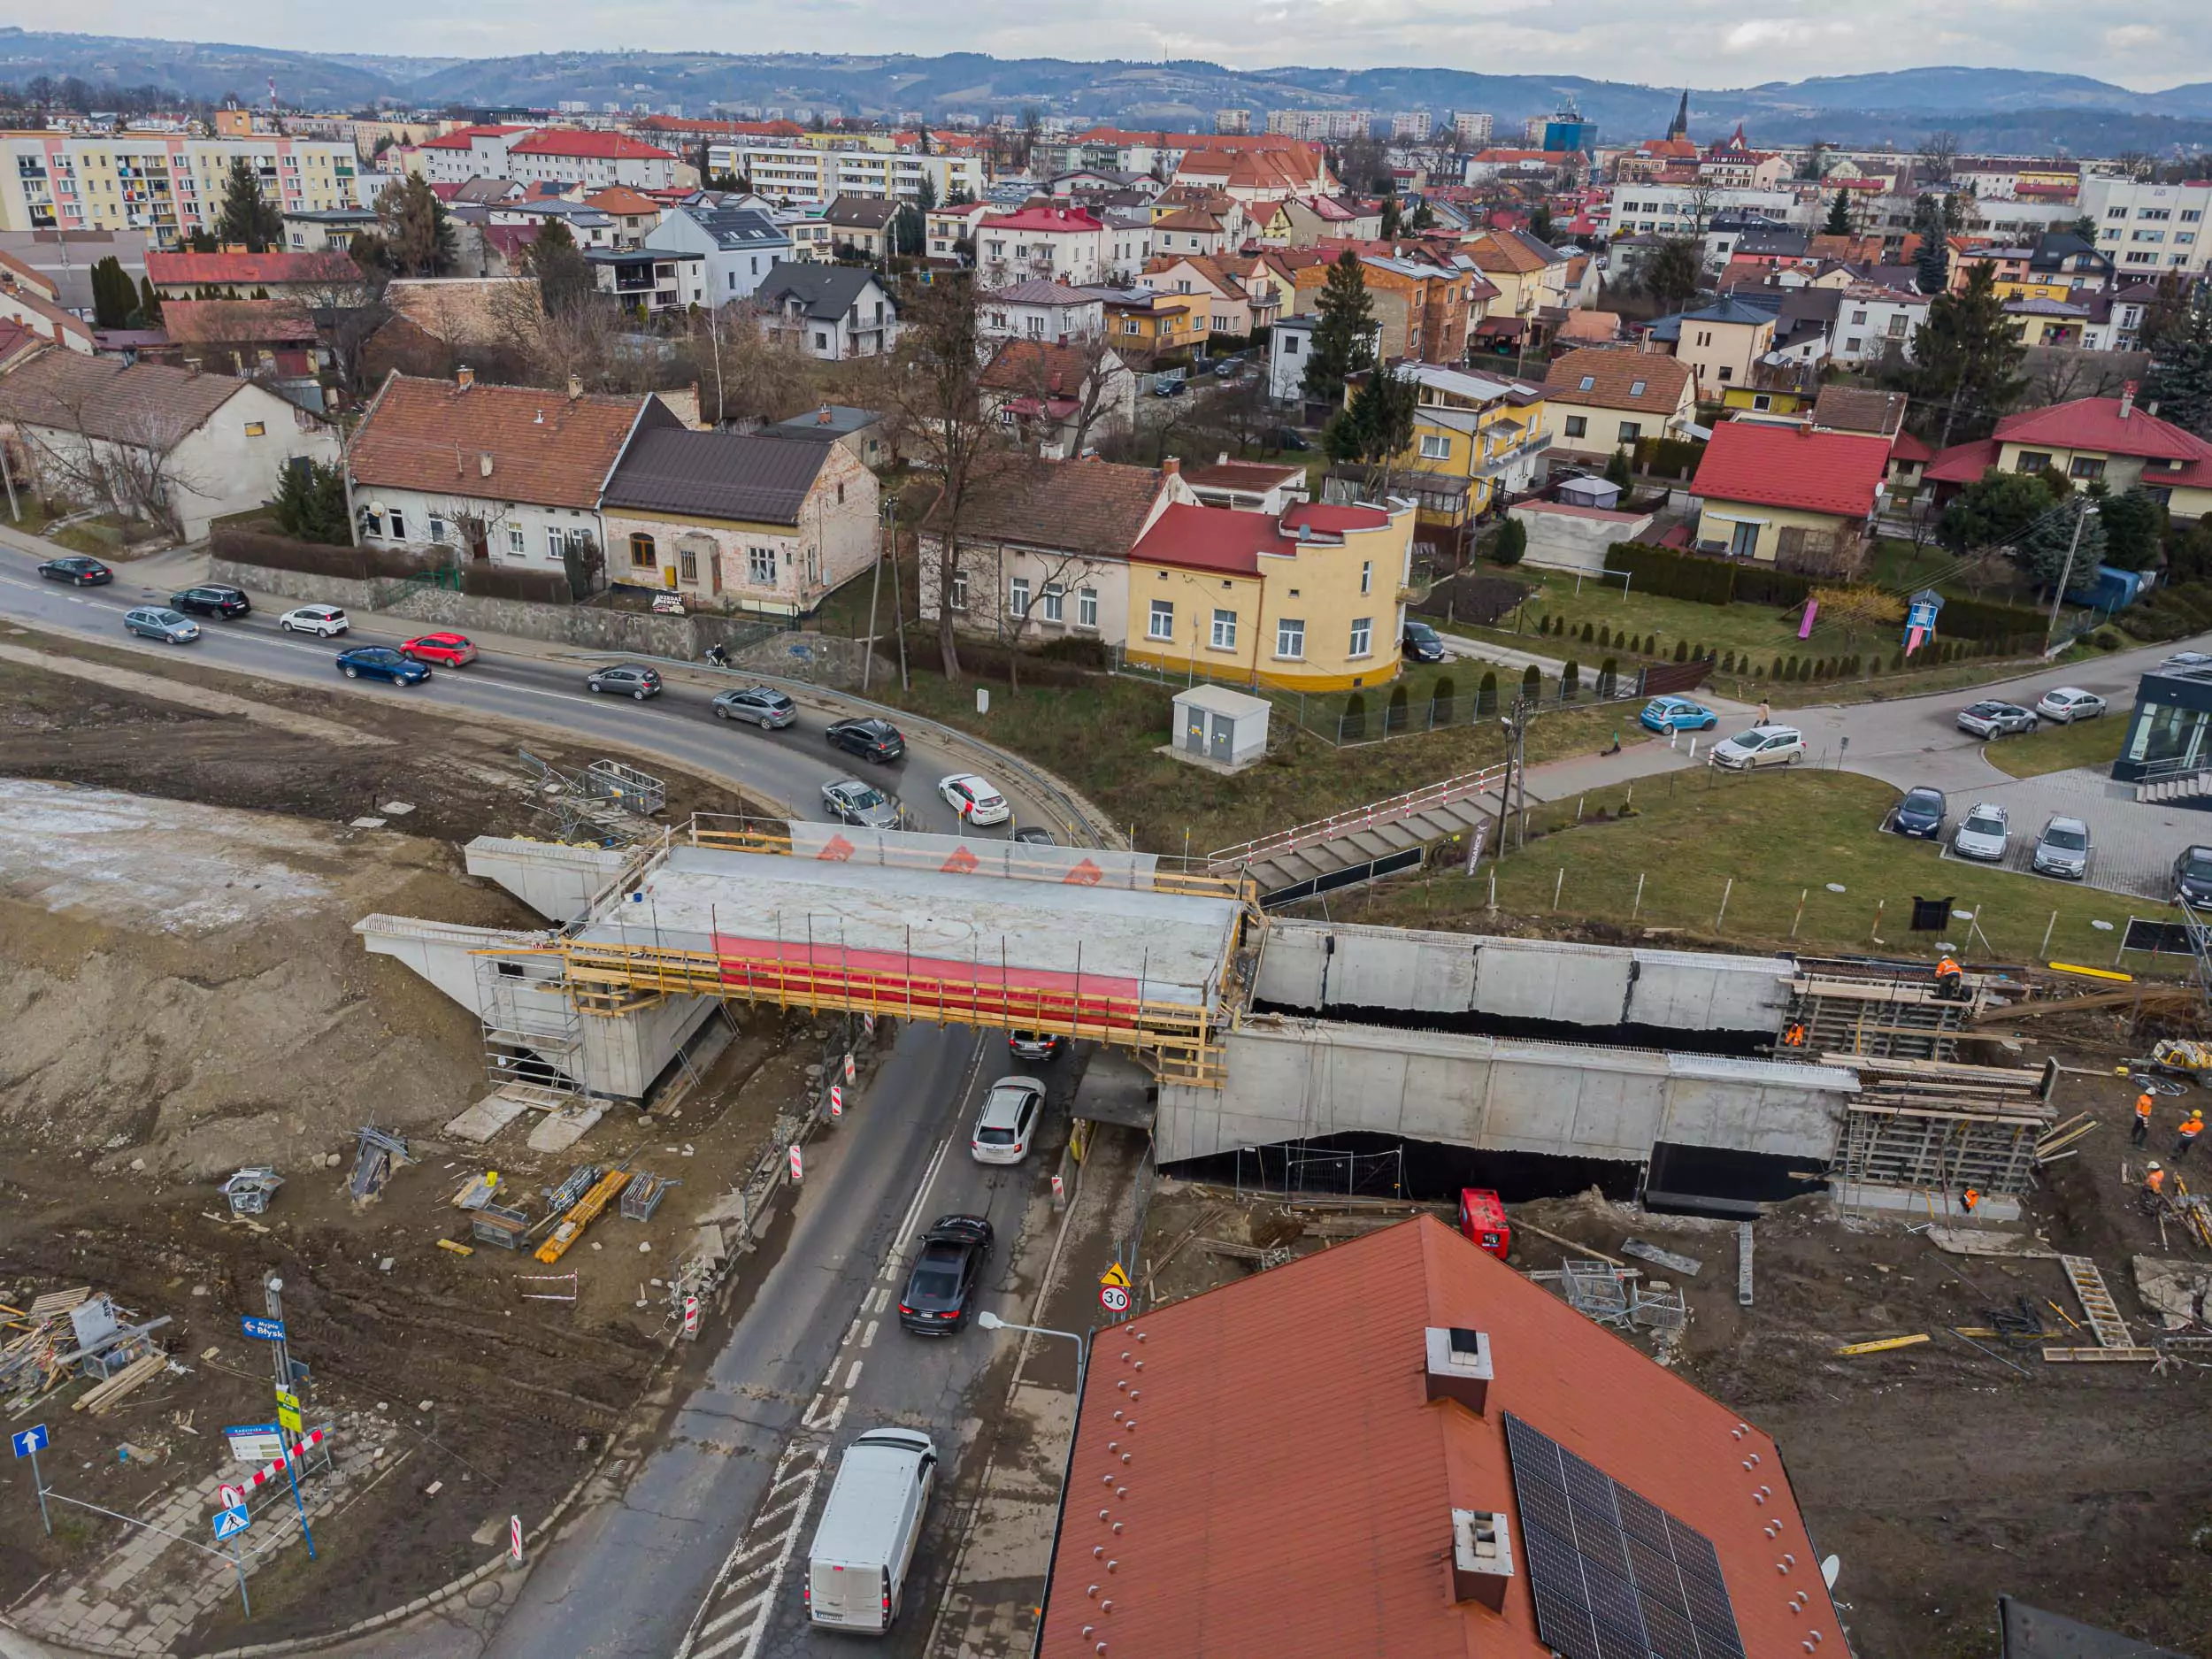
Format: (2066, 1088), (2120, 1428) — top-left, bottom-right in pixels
(1099, 1283), (1132, 1314)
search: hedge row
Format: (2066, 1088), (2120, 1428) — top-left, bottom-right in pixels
(211, 523), (428, 582)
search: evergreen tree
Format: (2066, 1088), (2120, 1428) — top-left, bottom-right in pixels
(1492, 518), (1526, 566)
(1528, 204), (1554, 243)
(2015, 498), (2105, 592)
(216, 157), (281, 251)
(88, 255), (134, 329)
(271, 458), (352, 545)
(1301, 250), (1377, 407)
(2146, 277), (2212, 438)
(1823, 190), (1853, 236)
(1603, 447), (1633, 491)
(526, 219), (594, 314)
(2096, 486), (2166, 572)
(1323, 364), (1419, 484)
(1913, 264), (2026, 445)
(373, 175), (457, 278)
(1641, 236), (1702, 312)
(1910, 193), (1951, 296)
(1408, 198), (1434, 232)
(1379, 196), (1402, 241)
(134, 275), (162, 326)
(1938, 468), (2062, 554)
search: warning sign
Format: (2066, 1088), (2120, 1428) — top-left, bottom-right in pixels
(818, 833), (855, 862)
(1098, 1262), (1131, 1289)
(274, 1389), (303, 1434)
(1063, 858), (1104, 887)
(941, 844), (979, 876)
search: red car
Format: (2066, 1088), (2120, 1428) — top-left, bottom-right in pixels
(401, 633), (478, 667)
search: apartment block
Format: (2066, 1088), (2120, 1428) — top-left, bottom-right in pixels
(1390, 112), (1433, 142)
(1265, 110), (1374, 142)
(706, 142), (982, 206)
(2079, 176), (2210, 277)
(1451, 111), (1494, 149)
(1215, 110), (1251, 135)
(0, 133), (358, 248)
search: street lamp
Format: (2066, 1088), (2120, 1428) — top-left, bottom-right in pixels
(975, 1310), (1087, 1370)
(2045, 500), (2100, 652)
(976, 1310), (1090, 1644)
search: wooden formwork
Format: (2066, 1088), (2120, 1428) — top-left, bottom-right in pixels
(1829, 1054), (2057, 1195)
(1784, 973), (1992, 1062)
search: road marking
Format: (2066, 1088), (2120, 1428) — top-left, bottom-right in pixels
(843, 1360), (863, 1391)
(697, 1588), (771, 1640)
(672, 1440), (825, 1659)
(841, 1317), (859, 1349)
(871, 1287), (889, 1315)
(889, 1133), (954, 1260)
(860, 1319), (878, 1349)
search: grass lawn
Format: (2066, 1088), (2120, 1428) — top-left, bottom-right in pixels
(1984, 710), (2127, 779)
(47, 514), (158, 559)
(1347, 769), (2177, 972)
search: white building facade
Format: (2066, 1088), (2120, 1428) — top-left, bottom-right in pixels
(2080, 177), (2211, 277)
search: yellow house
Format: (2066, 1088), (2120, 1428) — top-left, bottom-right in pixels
(1656, 298), (1776, 398)
(1103, 290), (1203, 360)
(1122, 496), (1417, 691)
(1924, 392), (2212, 518)
(1374, 363), (1551, 531)
(1689, 419), (1892, 563)
(1541, 349), (1698, 462)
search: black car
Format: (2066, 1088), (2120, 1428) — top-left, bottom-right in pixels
(827, 717), (905, 764)
(1403, 619), (1446, 663)
(169, 583), (251, 618)
(1267, 427), (1311, 451)
(1010, 826), (1056, 846)
(1009, 1031), (1064, 1061)
(898, 1215), (993, 1335)
(2177, 846), (2212, 906)
(1891, 787), (1947, 840)
(37, 555), (111, 586)
(585, 664), (663, 700)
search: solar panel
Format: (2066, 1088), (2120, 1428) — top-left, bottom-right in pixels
(1503, 1413), (1748, 1659)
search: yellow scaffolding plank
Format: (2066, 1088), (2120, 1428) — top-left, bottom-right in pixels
(1833, 1333), (1929, 1356)
(535, 1168), (632, 1265)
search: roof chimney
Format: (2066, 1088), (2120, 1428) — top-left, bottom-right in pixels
(567, 374), (584, 401)
(480, 450), (495, 478)
(1162, 455), (1180, 478)
(1424, 1325), (1492, 1416)
(2120, 380), (2137, 419)
(456, 365), (474, 390)
(1448, 1509), (1516, 1611)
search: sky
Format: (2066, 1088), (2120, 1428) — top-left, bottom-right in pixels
(44, 0), (2212, 93)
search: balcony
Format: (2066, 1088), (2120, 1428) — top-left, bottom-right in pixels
(1474, 429), (1552, 478)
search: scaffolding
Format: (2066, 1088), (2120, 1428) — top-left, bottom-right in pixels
(1830, 1054), (2057, 1195)
(516, 748), (664, 846)
(476, 954), (587, 1098)
(1781, 968), (1992, 1061)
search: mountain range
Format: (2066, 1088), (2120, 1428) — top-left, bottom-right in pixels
(2, 29), (2209, 155)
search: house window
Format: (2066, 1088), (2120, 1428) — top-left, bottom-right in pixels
(506, 525), (526, 556)
(1359, 560), (1373, 595)
(1148, 599), (1174, 641)
(748, 546), (777, 585)
(387, 507), (406, 541)
(547, 526), (566, 560)
(1717, 367), (1732, 382)
(1010, 576), (1031, 618)
(1752, 395), (1771, 411)
(243, 420), (265, 437)
(814, 331), (828, 349)
(1627, 380), (1646, 398)
(1210, 608), (1237, 649)
(1564, 415), (1587, 438)
(360, 508), (384, 539)
(1578, 373), (1594, 391)
(2070, 456), (2107, 481)
(628, 531), (657, 570)
(1851, 309), (1868, 325)
(2016, 450), (2052, 474)
(1277, 617), (1305, 658)
(1077, 587), (1098, 629)
(1041, 583), (1064, 623)
(1617, 421), (1641, 443)
(1418, 434), (1450, 460)
(949, 572), (968, 611)
(679, 544), (699, 583)
(426, 514), (451, 544)
(1348, 617), (1372, 658)
(1727, 520), (1760, 557)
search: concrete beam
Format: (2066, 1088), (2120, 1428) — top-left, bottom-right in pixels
(465, 836), (635, 924)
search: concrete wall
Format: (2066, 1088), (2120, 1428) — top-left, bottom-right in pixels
(466, 837), (633, 924)
(1158, 1015), (1855, 1165)
(1255, 922), (1792, 1033)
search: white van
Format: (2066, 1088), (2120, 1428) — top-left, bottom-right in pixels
(804, 1428), (937, 1633)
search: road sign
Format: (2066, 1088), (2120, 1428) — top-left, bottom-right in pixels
(11, 1425), (48, 1459)
(226, 1425), (285, 1465)
(788, 1144), (803, 1184)
(240, 1316), (286, 1342)
(212, 1505), (252, 1542)
(1099, 1284), (1132, 1314)
(220, 1484), (246, 1509)
(1098, 1262), (1131, 1289)
(277, 1403), (303, 1434)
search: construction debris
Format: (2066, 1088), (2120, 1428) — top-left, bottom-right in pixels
(436, 1240), (475, 1257)
(536, 1169), (632, 1264)
(472, 1204), (531, 1250)
(452, 1172), (502, 1210)
(350, 1126), (415, 1202)
(2131, 1256), (2212, 1328)
(2047, 1255), (2158, 1363)
(220, 1166), (284, 1217)
(1621, 1237), (1704, 1277)
(73, 1351), (167, 1415)
(1924, 1227), (2059, 1258)
(1835, 1334), (1931, 1356)
(618, 1173), (674, 1223)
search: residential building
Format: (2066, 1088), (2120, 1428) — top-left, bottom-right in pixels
(644, 203), (791, 303)
(1033, 1217), (1847, 1659)
(1266, 110), (1374, 142)
(1691, 419), (1892, 562)
(978, 280), (1104, 343)
(975, 204), (1105, 288)
(1599, 186), (1796, 241)
(1172, 143), (1335, 201)
(1697, 126), (1787, 190)
(1462, 149), (1578, 184)
(1950, 232), (2116, 300)
(1371, 362), (1551, 531)
(774, 202), (835, 263)
(926, 200), (992, 264)
(1648, 297), (1778, 396)
(754, 263), (899, 358)
(1149, 207), (1234, 260)
(0, 345), (341, 539)
(1035, 127), (1307, 182)
(414, 126), (534, 185)
(1830, 283), (1928, 366)
(144, 250), (368, 305)
(819, 196), (901, 262)
(1924, 389), (2212, 517)
(1268, 312), (1382, 408)
(0, 264), (95, 353)
(977, 337), (1138, 457)
(1541, 349), (1698, 462)
(1214, 110), (1252, 136)
(506, 131), (686, 191)
(1101, 288), (1204, 363)
(0, 230), (148, 316)
(1145, 255), (1278, 339)
(280, 206), (378, 251)
(586, 248), (707, 315)
(1183, 457), (1309, 512)
(760, 403), (890, 470)
(1288, 256), (1473, 364)
(1391, 112), (1433, 142)
(706, 141), (981, 206)
(585, 187), (666, 248)
(1102, 209), (1155, 280)
(156, 299), (319, 384)
(0, 133), (359, 248)
(600, 426), (877, 611)
(1461, 229), (1571, 347)
(2081, 176), (2211, 277)
(1450, 111), (1494, 150)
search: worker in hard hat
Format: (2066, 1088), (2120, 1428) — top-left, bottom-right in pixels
(2177, 1110), (2205, 1161)
(1933, 954), (1965, 1002)
(2141, 1162), (2169, 1215)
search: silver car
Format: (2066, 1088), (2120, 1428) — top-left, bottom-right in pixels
(2032, 815), (2093, 879)
(820, 777), (901, 830)
(2036, 687), (2107, 724)
(1956, 700), (2037, 739)
(1952, 803), (2010, 862)
(712, 685), (796, 728)
(1709, 725), (1806, 771)
(123, 605), (199, 644)
(970, 1076), (1045, 1164)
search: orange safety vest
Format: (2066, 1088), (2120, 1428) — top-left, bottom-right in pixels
(2185, 1119), (2204, 1143)
(1962, 1187), (1980, 1210)
(1784, 1023), (1807, 1047)
(2138, 1094), (2156, 1123)
(2147, 1168), (2169, 1194)
(1936, 957), (1962, 979)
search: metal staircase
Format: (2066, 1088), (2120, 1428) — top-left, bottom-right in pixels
(1208, 764), (1509, 906)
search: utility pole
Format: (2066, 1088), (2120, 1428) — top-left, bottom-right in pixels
(2046, 501), (2099, 652)
(861, 494), (888, 693)
(263, 1275), (316, 1559)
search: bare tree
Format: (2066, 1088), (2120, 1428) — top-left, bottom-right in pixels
(992, 334), (1135, 458)
(687, 302), (822, 427)
(1915, 131), (1960, 187)
(14, 387), (215, 538)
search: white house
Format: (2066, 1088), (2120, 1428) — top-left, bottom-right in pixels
(645, 204), (793, 304)
(979, 280), (1106, 342)
(754, 264), (900, 360)
(1267, 313), (1382, 405)
(1102, 208), (1156, 282)
(503, 131), (686, 191)
(974, 204), (1106, 288)
(1830, 284), (1929, 367)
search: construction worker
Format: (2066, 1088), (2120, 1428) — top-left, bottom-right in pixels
(2142, 1162), (2169, 1214)
(2178, 1110), (2205, 1161)
(1962, 1186), (1981, 1214)
(1934, 954), (1965, 1002)
(1783, 1021), (1808, 1048)
(2134, 1090), (2156, 1148)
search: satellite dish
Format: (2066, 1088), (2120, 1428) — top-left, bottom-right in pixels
(1821, 1554), (1840, 1588)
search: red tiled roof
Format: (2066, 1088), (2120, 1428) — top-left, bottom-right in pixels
(979, 205), (1102, 234)
(146, 250), (360, 288)
(1284, 501), (1388, 534)
(1544, 348), (1692, 416)
(419, 124), (530, 150)
(1692, 420), (1892, 518)
(585, 187), (663, 216)
(1132, 501), (1277, 574)
(1923, 436), (2001, 485)
(1036, 1217), (1844, 1659)
(511, 130), (677, 161)
(349, 373), (668, 511)
(1991, 396), (2211, 464)
(1889, 429), (1935, 463)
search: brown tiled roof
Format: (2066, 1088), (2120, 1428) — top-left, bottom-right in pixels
(1186, 458), (1305, 492)
(1811, 385), (1907, 439)
(1554, 309), (1622, 343)
(1464, 227), (1563, 275)
(978, 339), (1111, 396)
(825, 196), (900, 231)
(348, 373), (671, 510)
(161, 299), (317, 346)
(585, 187), (663, 217)
(0, 348), (252, 446)
(1152, 208), (1224, 234)
(926, 457), (1163, 559)
(145, 250), (361, 288)
(1544, 347), (1693, 415)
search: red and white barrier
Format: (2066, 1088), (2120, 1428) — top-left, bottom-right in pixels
(828, 1084), (843, 1118)
(232, 1427), (331, 1496)
(788, 1144), (803, 1183)
(510, 1515), (524, 1564)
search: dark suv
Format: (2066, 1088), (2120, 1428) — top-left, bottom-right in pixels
(827, 717), (905, 763)
(169, 584), (251, 618)
(898, 1215), (993, 1335)
(2177, 846), (2212, 906)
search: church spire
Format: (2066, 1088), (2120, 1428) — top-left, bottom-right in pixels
(1668, 88), (1689, 141)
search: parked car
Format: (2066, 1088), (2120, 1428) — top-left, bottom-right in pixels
(278, 604), (349, 637)
(821, 777), (901, 830)
(1952, 803), (2011, 863)
(897, 1215), (993, 1335)
(122, 606), (199, 644)
(2174, 846), (2212, 905)
(1956, 699), (2038, 739)
(712, 685), (797, 728)
(940, 772), (1010, 826)
(401, 632), (478, 667)
(1153, 374), (1187, 398)
(168, 583), (250, 618)
(1710, 725), (1806, 771)
(2032, 815), (2093, 879)
(36, 555), (111, 586)
(971, 1076), (1045, 1164)
(335, 645), (431, 686)
(1009, 1031), (1063, 1061)
(1890, 786), (1947, 841)
(1267, 427), (1311, 451)
(585, 664), (662, 700)
(1639, 695), (1717, 735)
(827, 717), (904, 764)
(804, 1428), (937, 1633)
(2036, 687), (2107, 724)
(1010, 826), (1056, 847)
(1402, 619), (1447, 663)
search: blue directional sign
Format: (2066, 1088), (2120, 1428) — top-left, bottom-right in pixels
(240, 1316), (286, 1342)
(12, 1425), (49, 1459)
(212, 1504), (251, 1542)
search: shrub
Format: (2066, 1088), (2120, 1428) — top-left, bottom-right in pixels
(1598, 624), (1611, 648)
(1386, 683), (1409, 731)
(1492, 517), (1527, 567)
(1477, 670), (1497, 715)
(1522, 664), (1542, 701)
(1581, 620), (1595, 643)
(1598, 655), (1618, 697)
(1720, 650), (1735, 673)
(1342, 691), (1368, 739)
(1432, 673), (1456, 710)
(1771, 655), (1785, 679)
(1673, 639), (1688, 662)
(1786, 655), (1801, 680)
(1890, 649), (1905, 670)
(1037, 634), (1111, 667)
(1694, 642), (1709, 661)
(1561, 660), (1581, 699)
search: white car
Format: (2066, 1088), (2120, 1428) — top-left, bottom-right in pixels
(1952, 803), (2010, 862)
(2036, 687), (2107, 724)
(1709, 725), (1806, 771)
(939, 772), (1010, 826)
(279, 604), (349, 637)
(971, 1076), (1045, 1164)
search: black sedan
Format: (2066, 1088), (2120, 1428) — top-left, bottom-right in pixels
(1403, 619), (1447, 663)
(1890, 786), (1947, 841)
(898, 1215), (993, 1336)
(2177, 846), (2212, 906)
(827, 717), (905, 764)
(169, 583), (251, 618)
(335, 645), (431, 686)
(37, 555), (111, 586)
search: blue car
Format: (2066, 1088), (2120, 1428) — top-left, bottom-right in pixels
(335, 646), (431, 687)
(1639, 695), (1717, 734)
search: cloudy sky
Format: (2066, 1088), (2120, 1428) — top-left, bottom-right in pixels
(60, 0), (2212, 91)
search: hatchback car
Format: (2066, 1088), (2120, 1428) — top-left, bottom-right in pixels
(1010, 826), (1056, 847)
(941, 773), (1010, 826)
(713, 685), (797, 728)
(1710, 725), (1806, 770)
(1640, 695), (1717, 734)
(820, 777), (902, 830)
(1402, 619), (1447, 663)
(37, 555), (111, 586)
(972, 1076), (1046, 1164)
(401, 632), (477, 667)
(2175, 846), (2212, 906)
(897, 1215), (993, 1335)
(279, 604), (349, 637)
(1890, 786), (1947, 841)
(827, 717), (904, 764)
(1952, 803), (2010, 863)
(1956, 700), (2038, 739)
(2032, 815), (2093, 879)
(1009, 1031), (1064, 1061)
(585, 664), (662, 700)
(335, 645), (431, 686)
(123, 606), (199, 644)
(2036, 687), (2107, 724)
(168, 583), (250, 618)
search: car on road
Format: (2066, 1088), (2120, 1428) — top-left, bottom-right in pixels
(401, 632), (478, 667)
(1153, 374), (1187, 398)
(2036, 687), (2107, 724)
(820, 776), (902, 829)
(36, 554), (111, 586)
(897, 1214), (993, 1335)
(940, 772), (1010, 825)
(1709, 725), (1805, 771)
(168, 583), (250, 618)
(122, 606), (199, 644)
(711, 685), (796, 728)
(972, 1075), (1045, 1164)
(2175, 846), (2212, 905)
(278, 603), (349, 637)
(1639, 695), (1717, 734)
(1952, 803), (2011, 863)
(1010, 826), (1056, 846)
(1890, 786), (1947, 841)
(1009, 1031), (1064, 1061)
(827, 716), (904, 764)
(2032, 814), (2093, 879)
(1956, 699), (2038, 739)
(804, 1427), (936, 1634)
(335, 645), (431, 686)
(1402, 619), (1447, 663)
(585, 663), (662, 700)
